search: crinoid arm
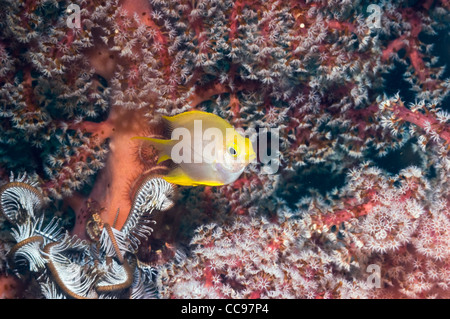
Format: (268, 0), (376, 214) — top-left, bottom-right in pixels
(121, 176), (175, 252)
(99, 223), (130, 263)
(43, 235), (98, 299)
(1, 171), (175, 299)
(0, 172), (43, 224)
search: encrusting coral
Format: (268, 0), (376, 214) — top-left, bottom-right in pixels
(0, 0), (449, 298)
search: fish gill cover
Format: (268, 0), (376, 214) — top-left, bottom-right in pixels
(0, 0), (449, 299)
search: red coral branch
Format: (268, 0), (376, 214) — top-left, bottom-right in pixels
(382, 8), (437, 86)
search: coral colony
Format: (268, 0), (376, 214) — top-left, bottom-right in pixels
(0, 0), (449, 299)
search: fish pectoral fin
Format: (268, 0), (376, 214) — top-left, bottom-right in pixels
(163, 168), (224, 187)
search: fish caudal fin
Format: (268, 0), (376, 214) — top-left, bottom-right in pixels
(156, 154), (171, 164)
(161, 115), (175, 136)
(131, 136), (174, 164)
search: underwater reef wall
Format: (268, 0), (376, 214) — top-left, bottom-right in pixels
(0, 0), (449, 298)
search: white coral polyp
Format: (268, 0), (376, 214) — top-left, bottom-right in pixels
(362, 203), (417, 254)
(414, 213), (450, 261)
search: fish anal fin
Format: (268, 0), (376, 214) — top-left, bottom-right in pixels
(163, 167), (224, 187)
(198, 181), (224, 186)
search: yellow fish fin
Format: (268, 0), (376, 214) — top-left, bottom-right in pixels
(156, 154), (171, 164)
(131, 136), (173, 163)
(162, 110), (233, 135)
(162, 110), (211, 122)
(163, 167), (224, 187)
(199, 181), (225, 186)
(163, 168), (198, 186)
(162, 111), (214, 136)
(131, 136), (173, 146)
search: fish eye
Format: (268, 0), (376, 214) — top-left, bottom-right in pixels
(228, 146), (237, 156)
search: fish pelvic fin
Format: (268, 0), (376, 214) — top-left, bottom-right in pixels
(131, 136), (174, 163)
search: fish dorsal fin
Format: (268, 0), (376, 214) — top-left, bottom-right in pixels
(162, 110), (211, 122)
(161, 111), (210, 138)
(163, 167), (224, 187)
(162, 110), (230, 127)
(161, 111), (234, 142)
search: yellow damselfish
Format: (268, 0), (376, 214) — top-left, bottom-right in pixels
(132, 110), (256, 186)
